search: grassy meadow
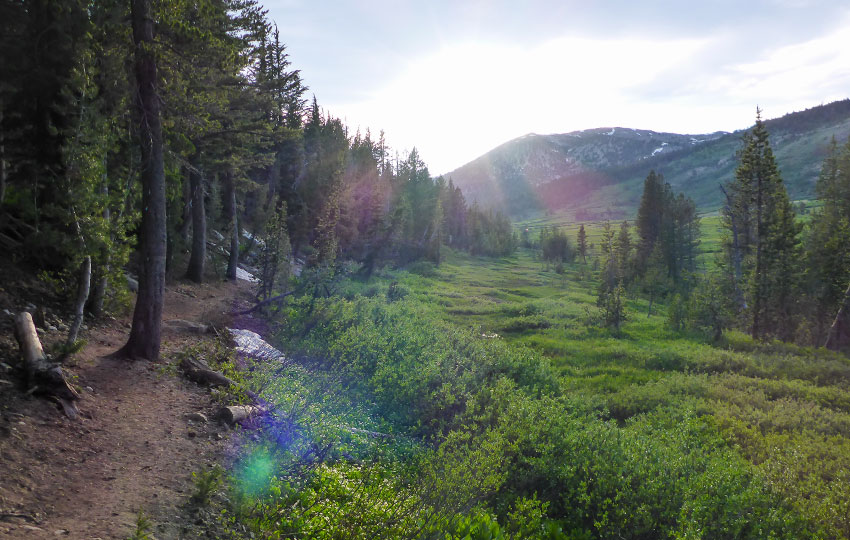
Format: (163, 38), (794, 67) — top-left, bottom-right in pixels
(215, 217), (850, 538)
(404, 248), (850, 535)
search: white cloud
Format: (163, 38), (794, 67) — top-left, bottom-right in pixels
(721, 22), (850, 103)
(324, 16), (850, 174)
(329, 36), (707, 173)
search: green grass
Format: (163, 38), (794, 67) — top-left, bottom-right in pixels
(370, 247), (850, 538)
(215, 242), (850, 538)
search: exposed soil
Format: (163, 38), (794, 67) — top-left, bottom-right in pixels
(0, 278), (253, 539)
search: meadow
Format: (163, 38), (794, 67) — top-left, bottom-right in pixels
(372, 246), (850, 537)
(203, 234), (850, 539)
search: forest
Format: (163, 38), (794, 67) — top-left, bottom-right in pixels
(3, 0), (850, 539)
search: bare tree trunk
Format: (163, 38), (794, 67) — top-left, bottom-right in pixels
(825, 282), (850, 350)
(15, 312), (80, 418)
(116, 0), (166, 361)
(67, 256), (92, 345)
(178, 171), (192, 242)
(89, 179), (110, 317)
(185, 162), (206, 283)
(223, 169), (238, 280)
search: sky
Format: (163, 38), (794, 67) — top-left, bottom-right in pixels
(263, 1), (850, 174)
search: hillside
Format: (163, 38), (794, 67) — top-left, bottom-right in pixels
(447, 100), (850, 218)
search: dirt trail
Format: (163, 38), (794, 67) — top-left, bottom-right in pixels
(0, 280), (251, 539)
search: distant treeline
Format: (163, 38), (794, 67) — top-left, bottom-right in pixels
(533, 112), (850, 347)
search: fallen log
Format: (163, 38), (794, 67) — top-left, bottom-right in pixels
(14, 312), (80, 419)
(164, 319), (212, 335)
(180, 356), (235, 387)
(235, 285), (307, 315)
(217, 404), (264, 425)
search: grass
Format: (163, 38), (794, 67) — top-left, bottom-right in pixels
(372, 246), (850, 537)
(208, 238), (850, 538)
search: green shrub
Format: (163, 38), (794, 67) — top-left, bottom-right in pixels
(386, 281), (410, 301)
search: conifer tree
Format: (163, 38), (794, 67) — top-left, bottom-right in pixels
(577, 224), (587, 264)
(804, 136), (850, 341)
(635, 170), (665, 270)
(616, 220), (632, 280)
(723, 109), (800, 340)
(117, 0), (167, 360)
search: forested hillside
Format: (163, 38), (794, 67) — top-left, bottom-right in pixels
(448, 100), (850, 217)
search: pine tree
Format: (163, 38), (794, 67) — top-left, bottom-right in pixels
(116, 0), (167, 360)
(577, 224), (587, 264)
(804, 136), (850, 341)
(635, 170), (665, 270)
(615, 220), (632, 280)
(723, 109), (800, 340)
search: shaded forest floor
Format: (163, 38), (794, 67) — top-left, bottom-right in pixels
(0, 272), (252, 539)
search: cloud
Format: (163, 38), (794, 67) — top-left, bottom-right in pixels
(270, 2), (850, 173)
(330, 36), (707, 173)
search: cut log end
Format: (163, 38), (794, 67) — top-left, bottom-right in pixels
(217, 405), (264, 425)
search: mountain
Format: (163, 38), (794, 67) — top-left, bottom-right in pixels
(445, 100), (850, 218)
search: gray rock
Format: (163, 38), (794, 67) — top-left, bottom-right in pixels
(186, 412), (208, 423)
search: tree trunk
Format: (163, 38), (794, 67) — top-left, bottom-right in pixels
(116, 0), (167, 361)
(15, 312), (80, 418)
(223, 169), (239, 280)
(67, 256), (92, 345)
(89, 179), (110, 317)
(178, 171), (192, 242)
(825, 282), (850, 350)
(0, 104), (6, 207)
(185, 162), (206, 283)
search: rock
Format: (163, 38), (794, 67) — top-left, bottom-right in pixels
(186, 412), (208, 423)
(54, 529), (70, 536)
(47, 325), (58, 332)
(85, 386), (94, 393)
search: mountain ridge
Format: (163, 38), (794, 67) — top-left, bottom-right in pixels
(445, 100), (850, 218)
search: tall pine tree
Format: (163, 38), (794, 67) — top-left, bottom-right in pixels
(723, 109), (800, 340)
